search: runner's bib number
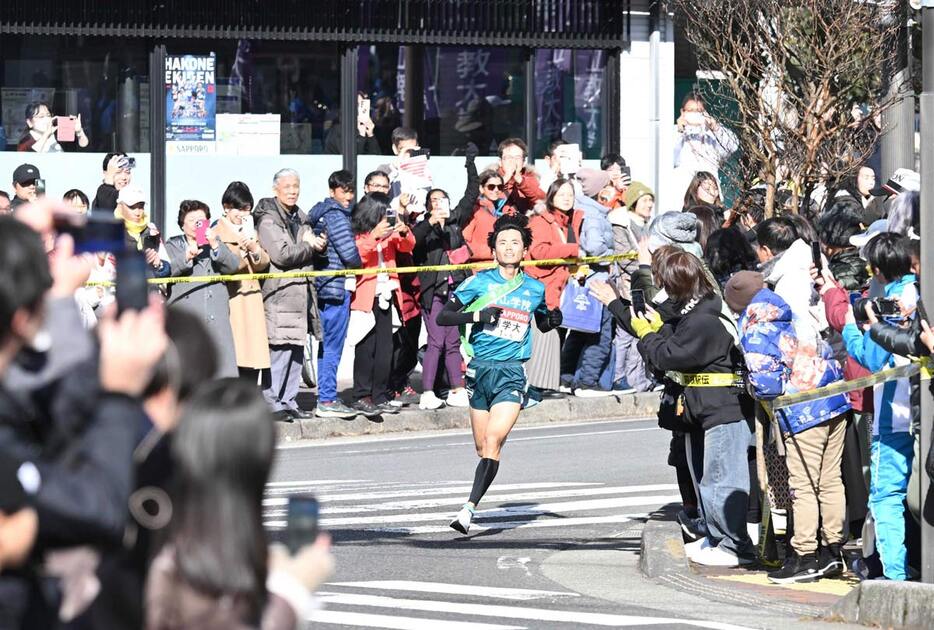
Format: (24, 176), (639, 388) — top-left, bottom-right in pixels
(483, 307), (529, 342)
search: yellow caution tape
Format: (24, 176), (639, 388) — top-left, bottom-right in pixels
(84, 252), (638, 287)
(666, 371), (745, 388)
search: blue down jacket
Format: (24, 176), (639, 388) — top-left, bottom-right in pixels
(307, 198), (362, 303)
(739, 287), (850, 435)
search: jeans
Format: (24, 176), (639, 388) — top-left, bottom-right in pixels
(697, 420), (755, 557)
(262, 344), (303, 411)
(561, 309), (613, 388)
(422, 295), (464, 391)
(870, 430), (914, 580)
(317, 293), (351, 403)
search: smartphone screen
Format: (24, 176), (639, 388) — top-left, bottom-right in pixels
(195, 220), (209, 246)
(35, 179), (46, 196)
(811, 241), (823, 273)
(286, 495), (320, 554)
(57, 116), (76, 143)
(358, 98), (370, 119)
(631, 289), (647, 316)
(116, 250), (150, 315)
(76, 217), (126, 254)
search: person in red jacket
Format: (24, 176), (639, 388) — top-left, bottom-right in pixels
(497, 138), (545, 214)
(350, 193), (416, 417)
(463, 170), (517, 262)
(525, 178), (584, 398)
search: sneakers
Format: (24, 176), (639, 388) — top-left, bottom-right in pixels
(315, 400), (357, 419)
(393, 386), (420, 407)
(817, 543), (845, 579)
(419, 390), (446, 410)
(558, 384), (574, 394)
(747, 522), (760, 547)
(676, 510), (707, 542)
(446, 388), (470, 408)
(450, 503), (475, 535)
(573, 386), (614, 398)
(353, 397), (383, 418)
(767, 552), (820, 584)
(684, 537), (712, 560)
(612, 379), (636, 394)
(690, 544), (755, 567)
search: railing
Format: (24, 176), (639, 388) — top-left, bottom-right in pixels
(0, 0), (631, 47)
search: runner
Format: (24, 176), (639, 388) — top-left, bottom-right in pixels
(436, 213), (564, 534)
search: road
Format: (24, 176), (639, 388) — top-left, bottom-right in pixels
(268, 418), (839, 630)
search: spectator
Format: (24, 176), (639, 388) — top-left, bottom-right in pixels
(213, 181), (272, 383)
(600, 152), (631, 198)
(704, 226), (759, 288)
(497, 137), (546, 215)
(324, 92), (381, 156)
(363, 170), (391, 195)
(687, 205), (718, 252)
(63, 188), (90, 214)
(840, 233), (918, 581)
(350, 193), (416, 417)
(92, 153), (132, 213)
(115, 186), (171, 278)
(412, 144), (479, 410)
(733, 270), (850, 583)
(463, 169), (517, 261)
(145, 379), (333, 629)
(386, 204), (423, 410)
(165, 200), (241, 378)
(18, 101), (89, 153)
(0, 190), (10, 214)
(10, 163), (41, 210)
(539, 138), (569, 192)
(307, 170), (361, 419)
(673, 92), (738, 204)
(870, 168), (920, 222)
(255, 169), (328, 422)
(818, 210), (869, 291)
(682, 171), (723, 218)
(624, 181), (655, 235)
(525, 178), (583, 398)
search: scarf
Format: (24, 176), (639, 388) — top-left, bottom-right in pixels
(115, 208), (149, 250)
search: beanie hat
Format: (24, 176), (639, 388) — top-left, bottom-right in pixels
(624, 181), (654, 212)
(577, 168), (612, 198)
(646, 211), (704, 259)
(724, 271), (765, 314)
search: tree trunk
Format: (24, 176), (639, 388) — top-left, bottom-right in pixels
(764, 173), (776, 219)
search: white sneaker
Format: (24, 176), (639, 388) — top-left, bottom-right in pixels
(684, 537), (712, 560)
(573, 387), (614, 398)
(450, 504), (474, 534)
(446, 389), (470, 408)
(747, 522), (760, 547)
(691, 544), (755, 567)
(558, 384), (573, 394)
(419, 391), (446, 410)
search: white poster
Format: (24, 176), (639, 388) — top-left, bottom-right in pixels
(215, 113), (280, 156)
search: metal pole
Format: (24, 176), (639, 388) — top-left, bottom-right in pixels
(919, 0), (934, 585)
(149, 44), (166, 234)
(525, 48), (536, 154)
(402, 45), (423, 133)
(340, 45), (359, 176)
(880, 1), (916, 180)
(648, 1), (661, 207)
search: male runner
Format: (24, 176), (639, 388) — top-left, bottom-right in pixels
(437, 213), (563, 534)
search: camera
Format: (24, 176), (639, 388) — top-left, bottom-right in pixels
(853, 297), (900, 320)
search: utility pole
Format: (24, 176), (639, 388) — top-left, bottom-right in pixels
(919, 0), (934, 585)
(881, 0), (916, 181)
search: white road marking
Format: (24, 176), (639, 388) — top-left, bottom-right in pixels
(265, 479), (371, 487)
(496, 556), (532, 577)
(315, 592), (754, 629)
(263, 482), (599, 504)
(309, 609), (525, 629)
(264, 483), (678, 514)
(328, 581), (577, 601)
(358, 513), (644, 535)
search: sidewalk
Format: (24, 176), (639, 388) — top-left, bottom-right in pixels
(275, 390), (660, 442)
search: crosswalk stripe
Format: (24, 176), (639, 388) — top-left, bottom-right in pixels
(315, 592), (754, 629)
(361, 513), (644, 535)
(265, 479), (372, 487)
(328, 581), (579, 601)
(309, 609), (525, 629)
(263, 482), (599, 503)
(263, 484), (678, 512)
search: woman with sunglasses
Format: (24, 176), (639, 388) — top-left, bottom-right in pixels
(462, 169), (519, 262)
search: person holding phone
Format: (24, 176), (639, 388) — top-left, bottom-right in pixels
(93, 152), (134, 212)
(164, 200), (242, 378)
(323, 92), (380, 156)
(214, 181), (272, 382)
(18, 101), (89, 153)
(113, 186), (171, 278)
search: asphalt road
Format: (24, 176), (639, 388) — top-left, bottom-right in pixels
(268, 418), (844, 630)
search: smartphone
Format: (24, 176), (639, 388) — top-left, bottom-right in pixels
(385, 208), (397, 227)
(35, 179), (46, 196)
(811, 241), (823, 273)
(407, 147), (430, 159)
(621, 165), (632, 179)
(631, 289), (647, 316)
(56, 116), (76, 143)
(54, 214), (126, 254)
(239, 215), (255, 241)
(141, 231), (161, 252)
(195, 220), (209, 246)
(127, 157), (137, 170)
(115, 250), (150, 315)
(437, 197), (450, 219)
(358, 98), (371, 120)
(286, 495), (320, 554)
(873, 297), (900, 317)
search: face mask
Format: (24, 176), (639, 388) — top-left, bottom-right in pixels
(683, 111), (705, 127)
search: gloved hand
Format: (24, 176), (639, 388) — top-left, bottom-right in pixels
(465, 142), (479, 161)
(630, 310), (663, 338)
(476, 307), (503, 325)
(543, 308), (563, 331)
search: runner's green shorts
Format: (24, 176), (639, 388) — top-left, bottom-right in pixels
(465, 359), (527, 411)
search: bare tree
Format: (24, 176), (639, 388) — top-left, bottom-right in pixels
(673, 0), (905, 217)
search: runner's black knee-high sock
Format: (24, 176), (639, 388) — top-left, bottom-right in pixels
(468, 458), (500, 506)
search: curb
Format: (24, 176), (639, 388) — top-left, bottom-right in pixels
(827, 581), (934, 629)
(276, 390), (660, 442)
(639, 518), (690, 578)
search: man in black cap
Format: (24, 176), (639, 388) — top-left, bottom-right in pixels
(10, 163), (42, 210)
